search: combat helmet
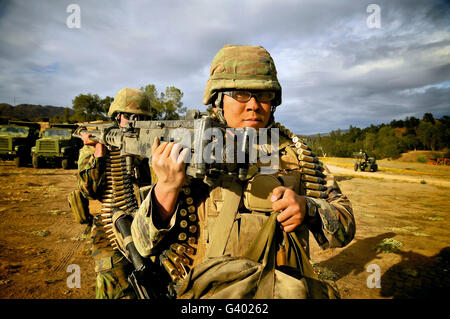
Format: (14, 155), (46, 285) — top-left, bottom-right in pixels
(203, 44), (282, 110)
(108, 88), (152, 117)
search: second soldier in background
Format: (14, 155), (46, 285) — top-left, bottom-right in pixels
(77, 88), (152, 299)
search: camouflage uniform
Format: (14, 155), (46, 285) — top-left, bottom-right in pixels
(130, 45), (356, 297)
(77, 88), (152, 299)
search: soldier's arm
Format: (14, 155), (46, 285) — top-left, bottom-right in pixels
(77, 145), (107, 199)
(304, 165), (356, 249)
(131, 139), (188, 257)
(131, 185), (179, 257)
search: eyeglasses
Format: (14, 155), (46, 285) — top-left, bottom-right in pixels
(121, 113), (151, 121)
(223, 91), (276, 103)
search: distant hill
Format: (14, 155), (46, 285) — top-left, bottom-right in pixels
(0, 103), (73, 122)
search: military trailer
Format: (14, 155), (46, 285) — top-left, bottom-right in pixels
(31, 123), (82, 169)
(353, 150), (378, 172)
(0, 121), (41, 167)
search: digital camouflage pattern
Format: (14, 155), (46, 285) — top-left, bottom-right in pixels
(203, 44), (282, 106)
(108, 88), (152, 117)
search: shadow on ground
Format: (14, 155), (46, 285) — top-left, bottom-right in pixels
(380, 247), (450, 298)
(315, 233), (450, 298)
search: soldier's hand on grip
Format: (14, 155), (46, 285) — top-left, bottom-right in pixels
(271, 186), (307, 233)
(152, 136), (189, 192)
(152, 136), (190, 225)
(81, 132), (106, 157)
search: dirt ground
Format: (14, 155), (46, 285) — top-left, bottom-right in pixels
(0, 157), (449, 299)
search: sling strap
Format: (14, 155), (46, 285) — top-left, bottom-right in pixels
(206, 178), (243, 258)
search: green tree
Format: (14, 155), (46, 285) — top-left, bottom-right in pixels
(72, 93), (106, 122)
(417, 121), (435, 150)
(101, 96), (114, 114)
(364, 132), (377, 152)
(161, 86), (186, 120)
(375, 126), (403, 159)
(140, 84), (186, 120)
(423, 113), (435, 124)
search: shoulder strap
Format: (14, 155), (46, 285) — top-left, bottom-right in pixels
(206, 179), (243, 258)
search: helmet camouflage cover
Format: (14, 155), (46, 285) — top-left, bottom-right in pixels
(203, 44), (282, 107)
(108, 88), (152, 117)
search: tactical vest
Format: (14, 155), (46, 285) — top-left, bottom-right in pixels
(157, 123), (327, 283)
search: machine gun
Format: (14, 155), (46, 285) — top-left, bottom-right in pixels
(73, 111), (257, 182)
(72, 111), (267, 299)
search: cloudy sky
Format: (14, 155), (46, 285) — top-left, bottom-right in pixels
(0, 0), (449, 134)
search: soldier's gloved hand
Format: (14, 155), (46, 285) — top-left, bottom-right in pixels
(81, 132), (106, 157)
(152, 136), (190, 224)
(271, 186), (307, 232)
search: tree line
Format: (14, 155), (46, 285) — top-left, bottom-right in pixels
(307, 113), (450, 160)
(0, 84), (187, 124)
(54, 84), (186, 123)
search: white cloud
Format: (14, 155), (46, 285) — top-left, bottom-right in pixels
(0, 0), (449, 134)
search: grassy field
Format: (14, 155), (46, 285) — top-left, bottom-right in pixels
(309, 154), (450, 298)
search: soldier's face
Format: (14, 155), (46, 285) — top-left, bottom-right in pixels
(119, 114), (129, 128)
(220, 94), (271, 129)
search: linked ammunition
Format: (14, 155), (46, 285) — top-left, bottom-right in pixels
(306, 189), (327, 198)
(304, 182), (327, 191)
(302, 175), (325, 184)
(181, 243), (196, 255)
(180, 209), (188, 217)
(180, 220), (188, 228)
(189, 225), (197, 233)
(187, 237), (196, 245)
(161, 256), (181, 282)
(188, 206), (196, 213)
(170, 243), (186, 255)
(298, 155), (315, 163)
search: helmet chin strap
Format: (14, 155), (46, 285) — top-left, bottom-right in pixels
(213, 92), (277, 128)
(213, 92), (228, 125)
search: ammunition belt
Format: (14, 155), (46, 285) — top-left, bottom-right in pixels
(160, 185), (198, 282)
(274, 123), (328, 199)
(101, 148), (139, 250)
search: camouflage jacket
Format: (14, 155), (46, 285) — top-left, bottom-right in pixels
(131, 135), (355, 266)
(77, 145), (152, 201)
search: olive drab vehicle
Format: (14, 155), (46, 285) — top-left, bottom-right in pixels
(0, 121), (40, 167)
(353, 150), (378, 172)
(31, 123), (82, 169)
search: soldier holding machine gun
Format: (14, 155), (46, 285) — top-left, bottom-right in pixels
(73, 45), (356, 299)
(75, 88), (153, 299)
(129, 45), (356, 298)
